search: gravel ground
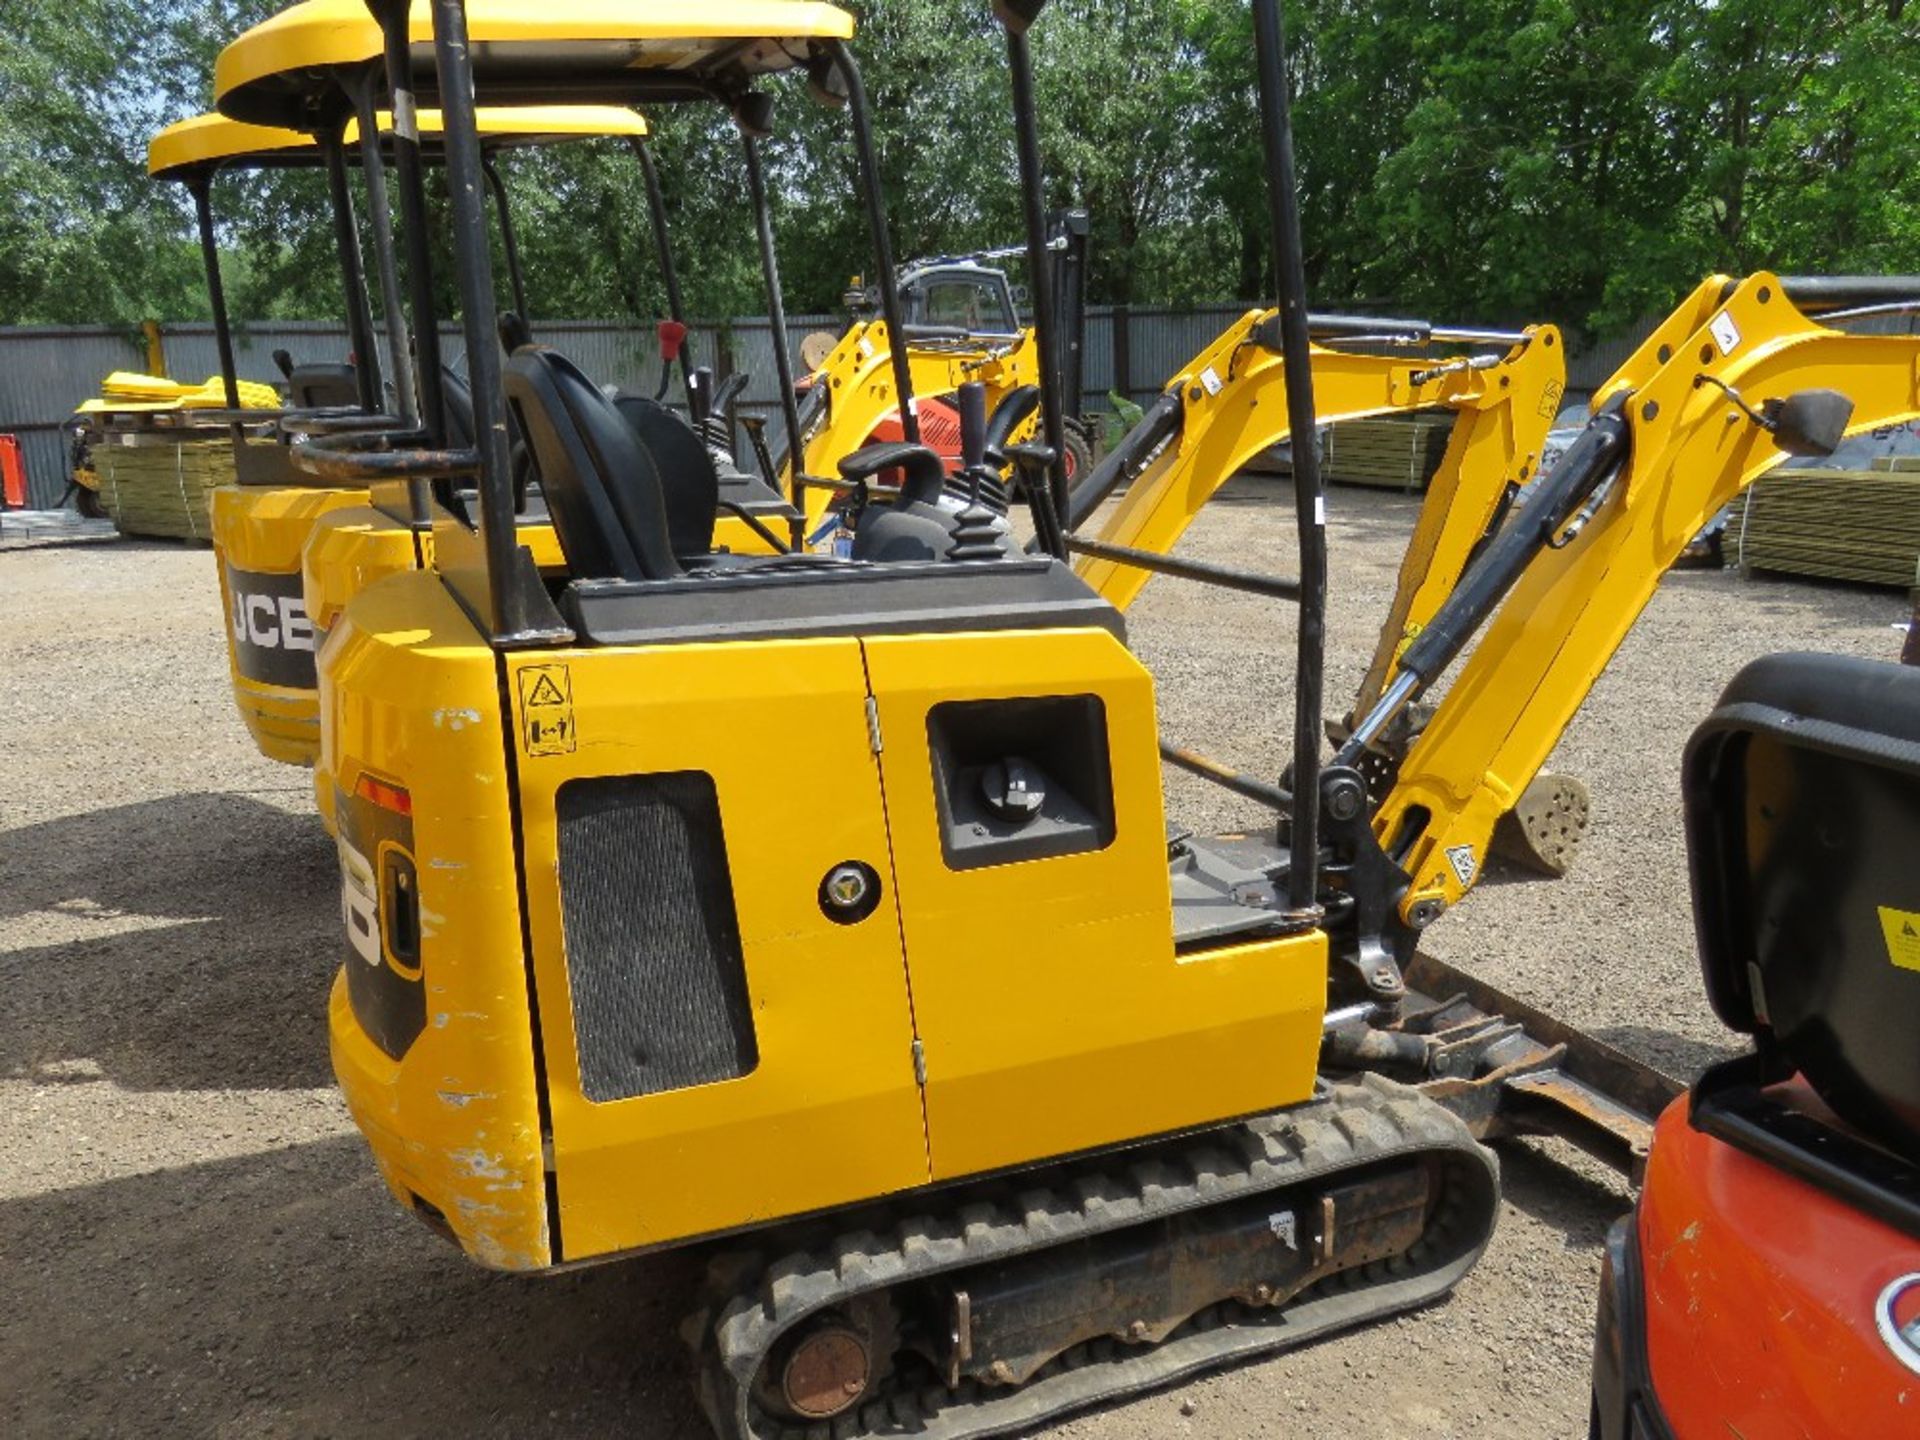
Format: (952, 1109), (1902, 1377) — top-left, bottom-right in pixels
(1, 488), (1905, 1439)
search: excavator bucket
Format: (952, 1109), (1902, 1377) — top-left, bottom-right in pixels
(1488, 770), (1591, 877)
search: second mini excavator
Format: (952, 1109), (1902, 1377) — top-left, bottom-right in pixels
(278, 1), (1920, 1438)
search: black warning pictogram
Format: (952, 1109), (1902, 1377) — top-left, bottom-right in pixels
(517, 664), (576, 757)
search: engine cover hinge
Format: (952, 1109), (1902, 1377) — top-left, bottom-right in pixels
(912, 1038), (927, 1086)
(866, 696), (884, 754)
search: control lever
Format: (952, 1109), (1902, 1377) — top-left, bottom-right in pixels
(654, 319), (688, 400)
(686, 366), (713, 426)
(738, 414), (781, 492)
(1006, 439), (1065, 555)
(957, 381), (989, 472)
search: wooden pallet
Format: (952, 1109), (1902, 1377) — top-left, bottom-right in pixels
(1728, 461), (1920, 588)
(95, 430), (234, 542)
(1322, 413), (1456, 492)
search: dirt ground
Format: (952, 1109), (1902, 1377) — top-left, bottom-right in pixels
(1, 486), (1905, 1439)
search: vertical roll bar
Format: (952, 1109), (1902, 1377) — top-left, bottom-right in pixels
(1250, 0), (1327, 914)
(426, 0), (520, 638)
(481, 155), (531, 323)
(322, 125), (384, 413)
(347, 71), (420, 427)
(826, 41), (919, 445)
(741, 134), (807, 530)
(187, 173), (243, 416)
(372, 2), (450, 452)
(628, 136), (694, 405)
(993, 8), (1070, 557)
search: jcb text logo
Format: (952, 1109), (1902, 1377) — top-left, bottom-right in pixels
(224, 564), (320, 689)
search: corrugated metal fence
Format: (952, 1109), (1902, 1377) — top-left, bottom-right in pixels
(0, 307), (1692, 509)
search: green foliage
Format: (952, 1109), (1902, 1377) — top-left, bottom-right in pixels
(1101, 389), (1147, 449)
(2, 0), (1915, 343)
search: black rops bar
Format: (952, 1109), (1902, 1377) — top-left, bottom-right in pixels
(321, 127), (384, 414)
(995, 11), (1071, 554)
(1250, 0), (1328, 916)
(481, 157), (530, 322)
(740, 133), (808, 537)
(185, 175), (243, 416)
(346, 70), (420, 430)
(370, 0), (452, 533)
(629, 137), (694, 406)
(827, 42), (920, 447)
(425, 0), (525, 639)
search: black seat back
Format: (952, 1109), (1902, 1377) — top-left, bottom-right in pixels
(288, 362), (358, 409)
(439, 368), (477, 451)
(504, 345), (682, 582)
(1685, 651), (1920, 1156)
(612, 393), (718, 558)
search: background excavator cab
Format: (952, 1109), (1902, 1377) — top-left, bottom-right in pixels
(1591, 652), (1920, 1439)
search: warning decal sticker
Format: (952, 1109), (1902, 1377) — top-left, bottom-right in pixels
(517, 663), (576, 757)
(1877, 906), (1920, 973)
(1445, 844), (1477, 888)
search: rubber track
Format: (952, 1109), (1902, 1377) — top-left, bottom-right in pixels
(690, 1075), (1500, 1440)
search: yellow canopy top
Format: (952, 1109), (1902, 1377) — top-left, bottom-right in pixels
(148, 105), (649, 178)
(216, 0), (856, 129)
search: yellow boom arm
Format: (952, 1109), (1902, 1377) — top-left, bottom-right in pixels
(1377, 274), (1920, 924)
(1069, 310), (1565, 621)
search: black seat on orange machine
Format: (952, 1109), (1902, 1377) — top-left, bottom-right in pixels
(505, 345), (684, 582)
(1685, 651), (1920, 1162)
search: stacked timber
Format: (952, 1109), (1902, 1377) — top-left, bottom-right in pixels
(1322, 413), (1456, 492)
(93, 429), (234, 542)
(74, 372), (279, 542)
(1727, 457), (1920, 588)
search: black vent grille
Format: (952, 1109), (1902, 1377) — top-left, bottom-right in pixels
(555, 772), (757, 1102)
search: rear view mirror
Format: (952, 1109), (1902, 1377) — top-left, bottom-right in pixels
(733, 92), (776, 139)
(994, 0), (1050, 32)
(1764, 389), (1853, 457)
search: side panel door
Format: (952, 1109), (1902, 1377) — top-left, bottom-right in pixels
(862, 628), (1327, 1183)
(509, 638), (929, 1259)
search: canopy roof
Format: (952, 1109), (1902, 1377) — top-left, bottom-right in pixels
(149, 104), (648, 177)
(215, 0), (855, 129)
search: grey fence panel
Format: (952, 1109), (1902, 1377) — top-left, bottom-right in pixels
(1, 327), (152, 506)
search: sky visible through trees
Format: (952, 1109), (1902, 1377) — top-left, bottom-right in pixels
(1, 0), (1915, 344)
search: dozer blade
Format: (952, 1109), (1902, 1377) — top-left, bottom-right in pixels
(1395, 952), (1682, 1183)
(1487, 770), (1591, 877)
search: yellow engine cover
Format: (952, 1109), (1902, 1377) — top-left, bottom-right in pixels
(326, 579), (1327, 1268)
(210, 482), (369, 767)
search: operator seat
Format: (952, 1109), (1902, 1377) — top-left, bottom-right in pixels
(505, 344), (684, 582)
(439, 368), (477, 450)
(611, 392), (719, 558)
(286, 362), (359, 410)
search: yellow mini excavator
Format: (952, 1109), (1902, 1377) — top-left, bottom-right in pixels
(154, 101), (668, 769)
(791, 216), (1094, 519)
(264, 0), (1920, 1437)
